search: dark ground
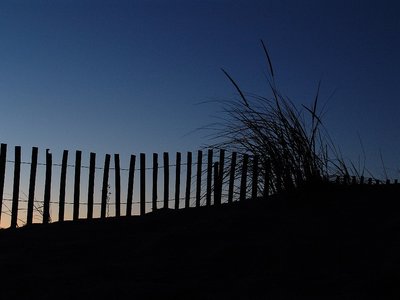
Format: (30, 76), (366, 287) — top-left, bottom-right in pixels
(1, 183), (400, 299)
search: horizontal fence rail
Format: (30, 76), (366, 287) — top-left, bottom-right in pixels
(0, 143), (398, 229)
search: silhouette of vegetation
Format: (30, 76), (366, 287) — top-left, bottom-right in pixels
(208, 40), (350, 194)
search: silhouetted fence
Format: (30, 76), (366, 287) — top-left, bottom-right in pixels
(0, 144), (266, 228)
(0, 143), (398, 229)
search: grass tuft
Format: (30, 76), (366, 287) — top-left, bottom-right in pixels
(208, 41), (351, 195)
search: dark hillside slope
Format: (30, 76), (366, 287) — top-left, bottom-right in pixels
(1, 184), (400, 299)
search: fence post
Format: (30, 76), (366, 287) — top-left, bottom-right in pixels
(114, 154), (121, 217)
(228, 152), (237, 204)
(206, 149), (213, 206)
(163, 152), (169, 209)
(140, 153), (146, 216)
(101, 154), (111, 219)
(196, 150), (202, 207)
(73, 150), (82, 221)
(152, 153), (158, 212)
(0, 143), (7, 224)
(43, 149), (52, 224)
(11, 146), (21, 229)
(27, 147), (38, 225)
(239, 154), (249, 202)
(216, 149), (225, 205)
(87, 152), (96, 219)
(213, 162), (220, 205)
(252, 155), (259, 200)
(175, 152), (181, 210)
(58, 150), (68, 222)
(185, 152), (192, 208)
(126, 155), (136, 216)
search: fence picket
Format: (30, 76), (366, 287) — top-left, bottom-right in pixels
(140, 153), (146, 216)
(27, 147), (38, 225)
(216, 149), (225, 205)
(252, 155), (259, 200)
(126, 155), (136, 216)
(206, 149), (213, 206)
(101, 154), (111, 219)
(0, 143), (7, 224)
(175, 152), (181, 210)
(87, 152), (96, 219)
(185, 152), (192, 208)
(239, 154), (249, 202)
(59, 150), (68, 222)
(43, 149), (52, 224)
(152, 153), (158, 212)
(196, 150), (202, 207)
(228, 152), (237, 204)
(213, 162), (220, 206)
(114, 154), (121, 217)
(11, 146), (21, 229)
(73, 151), (82, 220)
(163, 152), (169, 209)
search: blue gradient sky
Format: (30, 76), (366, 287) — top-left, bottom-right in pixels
(0, 0), (399, 178)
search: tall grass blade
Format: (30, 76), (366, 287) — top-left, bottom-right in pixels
(221, 68), (250, 108)
(260, 39), (274, 78)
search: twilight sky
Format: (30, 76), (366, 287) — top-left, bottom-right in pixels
(0, 0), (399, 178)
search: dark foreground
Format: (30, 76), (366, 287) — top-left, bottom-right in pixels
(1, 183), (400, 299)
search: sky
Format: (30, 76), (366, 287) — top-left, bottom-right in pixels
(0, 0), (399, 180)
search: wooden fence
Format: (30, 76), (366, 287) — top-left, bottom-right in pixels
(0, 144), (266, 229)
(0, 143), (398, 229)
